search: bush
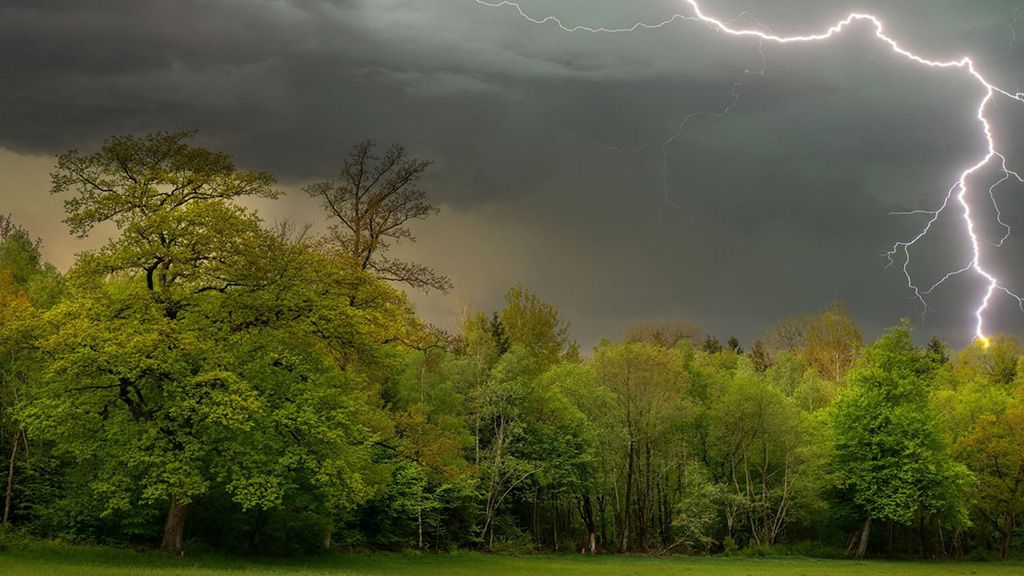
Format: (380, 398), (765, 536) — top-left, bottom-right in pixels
(740, 544), (773, 558)
(721, 536), (739, 555)
(488, 527), (535, 555)
(783, 541), (851, 559)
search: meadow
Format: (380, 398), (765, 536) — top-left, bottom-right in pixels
(1, 547), (1023, 576)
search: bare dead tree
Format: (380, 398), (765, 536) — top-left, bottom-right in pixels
(304, 141), (452, 293)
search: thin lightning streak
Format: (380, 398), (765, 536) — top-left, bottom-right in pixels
(476, 0), (1024, 342)
(1010, 1), (1024, 53)
(986, 150), (1023, 248)
(474, 1), (699, 32)
(657, 41), (767, 210)
(548, 40), (769, 211)
(986, 172), (1013, 247)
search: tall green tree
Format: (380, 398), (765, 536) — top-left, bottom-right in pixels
(593, 342), (690, 551)
(499, 285), (572, 369)
(25, 132), (414, 551)
(830, 324), (969, 558)
(0, 219), (62, 526)
(955, 386), (1024, 558)
(706, 360), (825, 547)
(939, 337), (1024, 558)
(51, 131), (278, 296)
(473, 348), (543, 547)
(803, 301), (861, 382)
(955, 335), (1020, 388)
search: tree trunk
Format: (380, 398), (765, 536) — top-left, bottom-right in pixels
(857, 516), (871, 559)
(532, 488), (540, 543)
(3, 433), (18, 525)
(622, 437), (634, 552)
(552, 497), (558, 552)
(1001, 511), (1013, 559)
(582, 493), (597, 554)
(247, 510), (267, 554)
(919, 513), (927, 559)
(160, 497), (188, 551)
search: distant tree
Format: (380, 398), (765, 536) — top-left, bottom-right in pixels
(803, 302), (861, 382)
(761, 314), (813, 355)
(624, 321), (699, 348)
(457, 311), (503, 367)
(488, 312), (510, 356)
(304, 141), (451, 293)
(701, 335), (722, 355)
(830, 324), (969, 558)
(749, 340), (772, 373)
(499, 285), (571, 368)
(926, 336), (949, 367)
(726, 337), (742, 355)
(758, 304), (860, 382)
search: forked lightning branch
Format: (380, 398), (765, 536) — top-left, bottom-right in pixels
(476, 0), (1024, 343)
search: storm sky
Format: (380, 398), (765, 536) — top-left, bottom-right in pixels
(2, 0), (1024, 349)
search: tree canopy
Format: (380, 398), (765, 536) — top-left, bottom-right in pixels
(1, 132), (1022, 561)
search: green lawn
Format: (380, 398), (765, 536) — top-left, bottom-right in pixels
(1, 547), (1022, 576)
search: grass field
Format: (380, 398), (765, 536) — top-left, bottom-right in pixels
(1, 546), (1023, 576)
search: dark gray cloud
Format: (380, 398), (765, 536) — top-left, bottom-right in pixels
(2, 0), (1024, 349)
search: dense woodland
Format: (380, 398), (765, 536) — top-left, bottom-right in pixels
(1, 132), (1023, 560)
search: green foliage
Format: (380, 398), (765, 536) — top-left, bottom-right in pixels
(6, 132), (1024, 560)
(830, 324), (971, 535)
(0, 229), (41, 287)
(499, 285), (571, 368)
(8, 133), (428, 550)
(671, 466), (721, 553)
(956, 335), (1020, 388)
(803, 302), (861, 382)
(705, 359), (828, 547)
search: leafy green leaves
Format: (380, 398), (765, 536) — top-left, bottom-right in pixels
(830, 324), (970, 531)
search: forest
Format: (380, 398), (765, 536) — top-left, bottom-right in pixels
(1, 132), (1023, 561)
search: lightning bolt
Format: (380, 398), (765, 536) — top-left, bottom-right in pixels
(476, 0), (1024, 342)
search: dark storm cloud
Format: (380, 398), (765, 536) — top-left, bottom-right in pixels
(2, 0), (1024, 348)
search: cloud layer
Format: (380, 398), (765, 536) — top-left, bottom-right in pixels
(3, 0), (1024, 347)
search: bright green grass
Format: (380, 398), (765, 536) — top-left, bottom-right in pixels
(0, 546), (1021, 576)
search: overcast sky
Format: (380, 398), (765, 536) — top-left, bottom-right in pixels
(2, 0), (1024, 349)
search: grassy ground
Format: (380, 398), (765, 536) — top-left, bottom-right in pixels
(0, 545), (1022, 576)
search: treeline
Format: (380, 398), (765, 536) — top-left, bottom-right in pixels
(1, 133), (1023, 560)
